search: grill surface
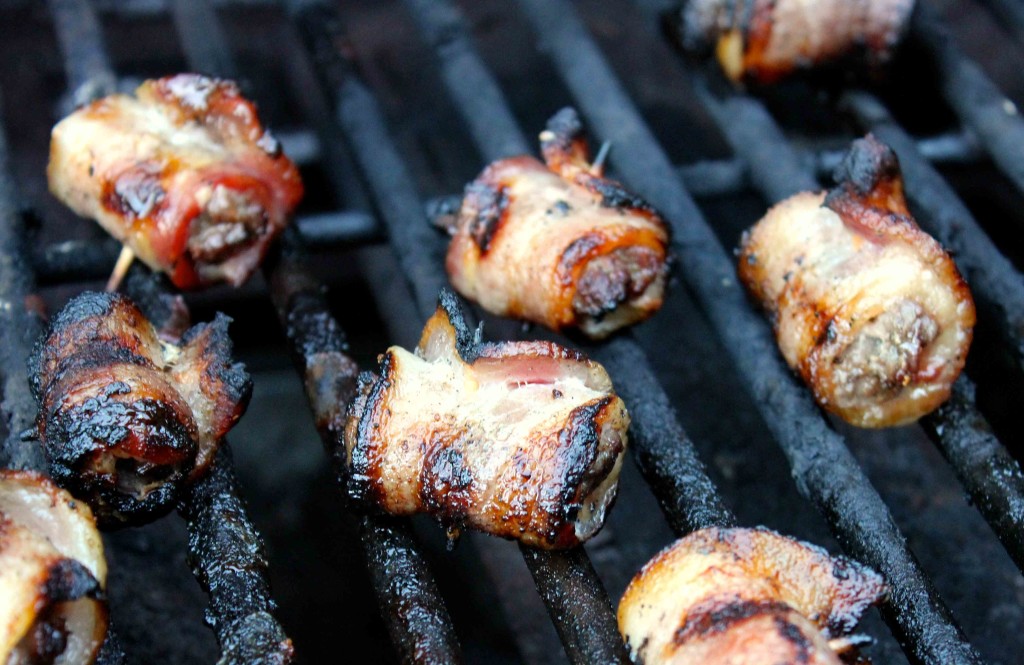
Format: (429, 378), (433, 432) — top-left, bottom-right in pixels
(1, 0), (1024, 664)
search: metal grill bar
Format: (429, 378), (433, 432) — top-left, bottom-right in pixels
(170, 0), (239, 79)
(514, 1), (982, 662)
(401, 0), (733, 538)
(695, 84), (1024, 576)
(0, 87), (128, 665)
(0, 95), (47, 473)
(177, 444), (295, 665)
(288, 5), (631, 659)
(912, 1), (1024, 203)
(117, 268), (295, 665)
(976, 0), (1024, 45)
(265, 246), (464, 665)
(46, 0), (116, 106)
(44, 3), (294, 661)
(841, 90), (1024, 375)
(30, 211), (381, 284)
(167, 2), (466, 661)
(286, 4), (642, 661)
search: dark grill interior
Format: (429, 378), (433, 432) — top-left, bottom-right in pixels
(2, 0), (1024, 663)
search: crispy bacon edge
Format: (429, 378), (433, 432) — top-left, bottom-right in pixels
(737, 135), (975, 426)
(30, 291), (251, 527)
(450, 107), (670, 338)
(676, 0), (915, 84)
(343, 289), (629, 549)
(618, 526), (888, 664)
(48, 73), (303, 289)
(0, 470), (108, 665)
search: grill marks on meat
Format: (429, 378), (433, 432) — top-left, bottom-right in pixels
(738, 135), (975, 427)
(446, 107), (669, 339)
(0, 471), (108, 665)
(47, 74), (303, 289)
(344, 290), (630, 548)
(677, 0), (915, 84)
(618, 527), (887, 665)
(30, 292), (251, 527)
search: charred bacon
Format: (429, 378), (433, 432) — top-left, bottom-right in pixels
(31, 291), (251, 526)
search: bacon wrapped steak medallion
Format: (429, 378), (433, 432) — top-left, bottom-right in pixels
(344, 290), (629, 548)
(446, 108), (669, 339)
(48, 74), (303, 289)
(678, 0), (915, 84)
(738, 135), (974, 427)
(618, 527), (887, 665)
(31, 291), (251, 526)
(0, 470), (108, 665)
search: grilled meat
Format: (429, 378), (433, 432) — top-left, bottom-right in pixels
(678, 0), (915, 84)
(344, 290), (629, 548)
(0, 470), (107, 665)
(446, 107), (669, 339)
(738, 135), (974, 427)
(48, 74), (303, 289)
(31, 291), (251, 527)
(618, 527), (887, 665)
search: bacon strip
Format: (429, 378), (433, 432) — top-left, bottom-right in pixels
(737, 135), (974, 427)
(678, 0), (915, 84)
(0, 471), (108, 665)
(618, 527), (887, 665)
(344, 290), (629, 548)
(31, 292), (251, 526)
(48, 74), (303, 289)
(446, 107), (669, 339)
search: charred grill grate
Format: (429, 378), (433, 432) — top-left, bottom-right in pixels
(1, 0), (1024, 664)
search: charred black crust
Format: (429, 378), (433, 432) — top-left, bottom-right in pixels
(436, 289), (481, 363)
(43, 558), (105, 602)
(673, 598), (791, 645)
(541, 107), (586, 156)
(182, 313), (253, 411)
(45, 395), (194, 527)
(29, 291), (137, 398)
(464, 182), (510, 254)
(774, 614), (814, 664)
(826, 134), (901, 202)
(419, 445), (475, 530)
(547, 398), (612, 542)
(585, 176), (658, 214)
(347, 360), (394, 507)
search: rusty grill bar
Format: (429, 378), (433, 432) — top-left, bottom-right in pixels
(3, 0), (1024, 663)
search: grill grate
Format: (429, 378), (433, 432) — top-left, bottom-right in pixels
(700, 83), (1024, 573)
(2, 0), (1024, 663)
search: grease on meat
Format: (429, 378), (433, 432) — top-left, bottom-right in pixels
(618, 527), (887, 665)
(447, 108), (669, 339)
(0, 471), (108, 665)
(737, 135), (974, 427)
(678, 0), (915, 84)
(344, 290), (629, 548)
(48, 74), (303, 289)
(31, 291), (251, 526)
